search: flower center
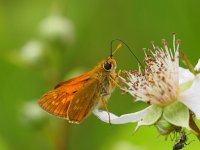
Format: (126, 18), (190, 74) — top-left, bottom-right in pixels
(122, 38), (179, 106)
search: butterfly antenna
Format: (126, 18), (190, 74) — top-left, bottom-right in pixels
(110, 41), (121, 58)
(110, 39), (144, 68)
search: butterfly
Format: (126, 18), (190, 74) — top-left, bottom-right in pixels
(38, 43), (122, 124)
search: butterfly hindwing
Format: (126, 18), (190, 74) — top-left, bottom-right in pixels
(38, 72), (92, 118)
(67, 78), (100, 123)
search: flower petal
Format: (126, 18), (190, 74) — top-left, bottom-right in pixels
(194, 59), (200, 71)
(179, 67), (195, 84)
(163, 101), (190, 129)
(93, 106), (153, 124)
(135, 105), (162, 132)
(179, 74), (200, 119)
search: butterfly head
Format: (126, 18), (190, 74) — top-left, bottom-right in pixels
(102, 56), (117, 72)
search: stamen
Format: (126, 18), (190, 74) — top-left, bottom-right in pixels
(121, 37), (179, 106)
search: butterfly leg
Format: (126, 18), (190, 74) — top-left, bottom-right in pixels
(114, 70), (121, 81)
(109, 76), (122, 89)
(117, 69), (122, 77)
(100, 96), (111, 125)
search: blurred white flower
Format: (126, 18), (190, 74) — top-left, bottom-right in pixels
(39, 14), (75, 44)
(93, 35), (200, 136)
(21, 100), (46, 124)
(20, 40), (44, 64)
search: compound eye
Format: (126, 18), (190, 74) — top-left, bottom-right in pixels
(103, 63), (112, 71)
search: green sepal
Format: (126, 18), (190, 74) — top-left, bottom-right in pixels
(163, 101), (190, 130)
(155, 117), (181, 135)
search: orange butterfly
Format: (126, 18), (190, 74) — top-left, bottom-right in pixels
(38, 43), (122, 124)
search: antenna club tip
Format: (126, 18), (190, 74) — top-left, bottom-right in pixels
(117, 42), (122, 49)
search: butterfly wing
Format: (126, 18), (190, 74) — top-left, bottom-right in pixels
(67, 78), (100, 123)
(54, 70), (93, 89)
(38, 71), (93, 118)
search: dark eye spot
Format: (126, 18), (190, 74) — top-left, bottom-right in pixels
(103, 63), (112, 71)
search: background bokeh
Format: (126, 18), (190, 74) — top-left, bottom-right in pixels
(1, 0), (200, 150)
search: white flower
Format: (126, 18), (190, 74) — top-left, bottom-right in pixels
(20, 100), (46, 124)
(93, 35), (200, 135)
(39, 14), (75, 44)
(194, 59), (200, 71)
(20, 40), (44, 64)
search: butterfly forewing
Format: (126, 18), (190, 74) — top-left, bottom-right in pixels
(55, 70), (93, 88)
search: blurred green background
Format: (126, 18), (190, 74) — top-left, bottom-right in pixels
(1, 0), (200, 150)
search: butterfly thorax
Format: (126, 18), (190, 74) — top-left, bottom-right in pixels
(92, 57), (117, 99)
